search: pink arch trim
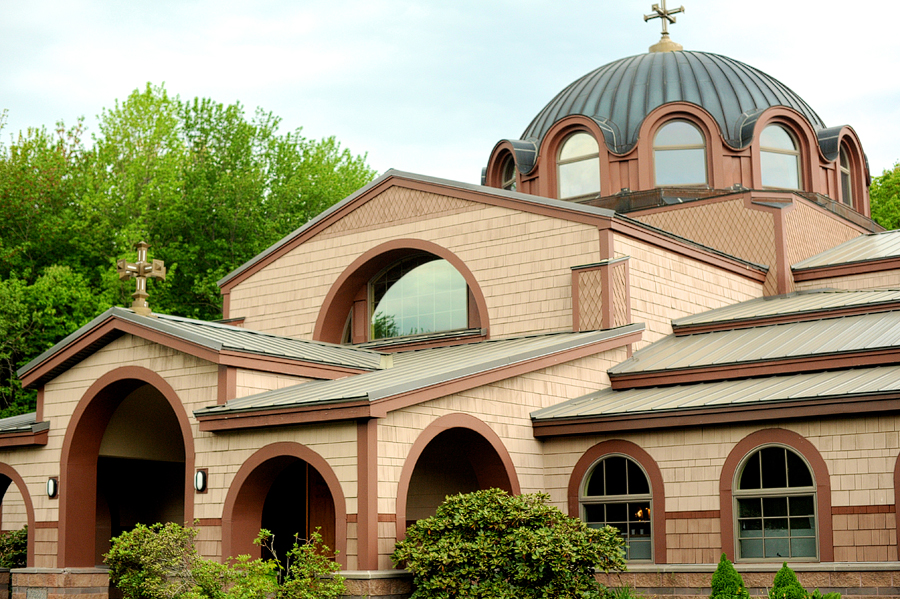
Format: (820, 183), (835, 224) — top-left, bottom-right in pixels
(221, 442), (347, 568)
(395, 413), (520, 542)
(313, 239), (490, 343)
(0, 463), (35, 566)
(58, 366), (195, 567)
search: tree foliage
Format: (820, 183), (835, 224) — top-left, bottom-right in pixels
(104, 522), (344, 599)
(709, 553), (749, 599)
(869, 161), (900, 230)
(0, 526), (27, 568)
(392, 488), (626, 599)
(0, 84), (375, 414)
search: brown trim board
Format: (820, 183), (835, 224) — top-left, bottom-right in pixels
(793, 258), (900, 282)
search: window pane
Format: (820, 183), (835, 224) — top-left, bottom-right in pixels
(761, 151), (800, 189)
(628, 460), (650, 494)
(585, 468), (605, 496)
(605, 457), (627, 495)
(738, 498), (761, 518)
(559, 158), (600, 199)
(628, 540), (652, 560)
(790, 517), (815, 535)
(739, 453), (761, 489)
(760, 447), (787, 489)
(606, 503), (627, 522)
(655, 121), (703, 146)
(765, 538), (790, 559)
(372, 258), (467, 339)
(583, 504), (604, 523)
(765, 518), (789, 537)
(655, 149), (707, 185)
(739, 518), (763, 538)
(791, 537), (817, 557)
(786, 451), (813, 488)
(560, 132), (599, 160)
(740, 539), (764, 558)
(763, 497), (788, 517)
(789, 495), (815, 516)
(841, 171), (852, 206)
(761, 125), (796, 151)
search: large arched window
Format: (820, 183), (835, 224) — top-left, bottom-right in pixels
(734, 445), (816, 560)
(370, 254), (467, 340)
(653, 120), (707, 185)
(760, 124), (801, 190)
(557, 132), (600, 200)
(840, 145), (853, 207)
(581, 455), (652, 560)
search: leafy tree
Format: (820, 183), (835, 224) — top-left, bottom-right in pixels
(0, 526), (27, 568)
(392, 488), (625, 599)
(869, 162), (900, 230)
(710, 553), (749, 599)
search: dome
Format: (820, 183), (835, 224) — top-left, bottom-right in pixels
(521, 51), (826, 156)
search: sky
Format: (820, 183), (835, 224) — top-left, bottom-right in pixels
(2, 0), (899, 185)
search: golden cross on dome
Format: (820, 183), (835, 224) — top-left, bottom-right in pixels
(116, 241), (166, 316)
(644, 1), (684, 35)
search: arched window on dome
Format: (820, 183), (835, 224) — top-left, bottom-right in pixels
(760, 125), (801, 190)
(500, 154), (517, 191)
(840, 144), (853, 207)
(653, 120), (707, 186)
(734, 445), (816, 560)
(581, 454), (652, 560)
(370, 254), (468, 340)
(557, 132), (601, 200)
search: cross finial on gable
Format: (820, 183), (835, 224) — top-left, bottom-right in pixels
(644, 1), (685, 53)
(116, 241), (166, 317)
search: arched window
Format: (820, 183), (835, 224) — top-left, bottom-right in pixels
(653, 120), (707, 185)
(370, 254), (467, 340)
(581, 455), (652, 560)
(840, 145), (853, 206)
(734, 445), (816, 560)
(500, 155), (517, 191)
(558, 132), (600, 200)
(760, 124), (801, 190)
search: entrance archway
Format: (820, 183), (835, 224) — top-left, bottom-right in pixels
(59, 367), (194, 567)
(396, 414), (520, 540)
(222, 443), (347, 568)
(0, 464), (35, 566)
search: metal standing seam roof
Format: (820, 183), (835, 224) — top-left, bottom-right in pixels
(521, 51), (826, 155)
(673, 289), (900, 328)
(531, 365), (900, 422)
(609, 311), (900, 376)
(18, 306), (385, 379)
(194, 324), (644, 417)
(0, 412), (46, 433)
(792, 230), (900, 270)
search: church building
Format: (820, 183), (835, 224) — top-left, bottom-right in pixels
(3, 5), (900, 598)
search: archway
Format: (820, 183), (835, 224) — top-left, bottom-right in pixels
(0, 464), (35, 566)
(59, 367), (195, 567)
(396, 414), (520, 540)
(222, 443), (347, 568)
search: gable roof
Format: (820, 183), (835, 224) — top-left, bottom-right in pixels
(18, 307), (384, 389)
(217, 170), (767, 294)
(194, 323), (644, 430)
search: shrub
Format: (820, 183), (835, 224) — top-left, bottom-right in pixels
(769, 562), (808, 599)
(0, 526), (27, 568)
(710, 553), (749, 599)
(104, 522), (343, 599)
(391, 488), (626, 599)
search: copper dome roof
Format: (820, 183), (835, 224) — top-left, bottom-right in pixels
(521, 51), (826, 156)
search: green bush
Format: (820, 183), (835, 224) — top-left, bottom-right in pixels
(0, 526), (27, 568)
(391, 488), (626, 599)
(104, 522), (343, 599)
(710, 553), (749, 599)
(769, 563), (841, 599)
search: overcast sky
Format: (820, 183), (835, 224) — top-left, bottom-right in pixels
(2, 1), (898, 185)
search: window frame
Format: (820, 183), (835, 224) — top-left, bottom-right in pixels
(733, 444), (818, 562)
(500, 155), (517, 191)
(557, 131), (601, 200)
(580, 453), (654, 562)
(839, 144), (853, 207)
(652, 119), (708, 186)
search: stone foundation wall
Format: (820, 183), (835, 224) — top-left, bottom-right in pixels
(11, 569), (108, 599)
(598, 565), (900, 599)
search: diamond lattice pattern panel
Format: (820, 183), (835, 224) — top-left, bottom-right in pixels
(316, 187), (482, 239)
(635, 198), (778, 296)
(784, 200), (863, 267)
(578, 268), (604, 330)
(611, 261), (629, 327)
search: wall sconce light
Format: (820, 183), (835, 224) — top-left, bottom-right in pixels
(194, 469), (208, 493)
(47, 477), (58, 499)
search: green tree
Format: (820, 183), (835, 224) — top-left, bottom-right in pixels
(710, 553), (749, 599)
(869, 162), (900, 230)
(392, 488), (625, 599)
